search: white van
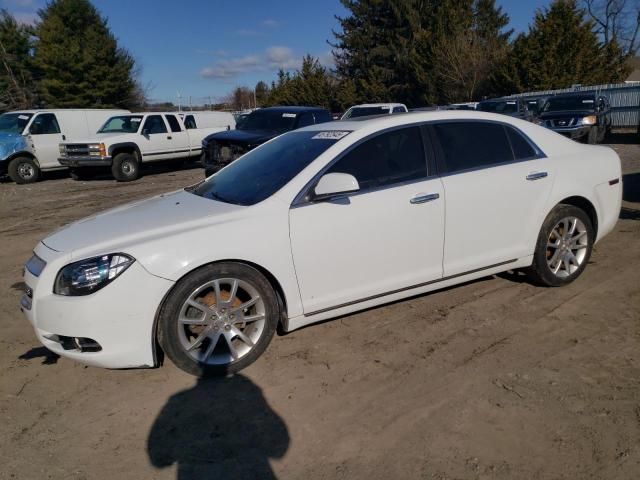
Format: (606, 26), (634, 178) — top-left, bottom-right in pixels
(178, 111), (235, 131)
(0, 109), (129, 184)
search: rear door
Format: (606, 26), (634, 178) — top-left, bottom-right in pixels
(139, 115), (172, 160)
(27, 113), (64, 169)
(431, 121), (554, 276)
(164, 114), (191, 158)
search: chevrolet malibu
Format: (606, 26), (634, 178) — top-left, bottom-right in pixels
(21, 111), (622, 376)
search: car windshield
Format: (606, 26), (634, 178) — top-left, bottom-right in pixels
(344, 106), (390, 118)
(0, 113), (33, 133)
(543, 96), (596, 112)
(478, 101), (518, 114)
(189, 130), (350, 206)
(526, 100), (541, 114)
(98, 115), (144, 133)
(237, 110), (297, 132)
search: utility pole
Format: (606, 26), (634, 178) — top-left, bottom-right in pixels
(208, 96), (212, 111)
(189, 95), (192, 111)
(177, 92), (182, 112)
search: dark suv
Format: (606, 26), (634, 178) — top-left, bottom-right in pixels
(539, 93), (611, 144)
(202, 106), (331, 176)
(477, 98), (535, 122)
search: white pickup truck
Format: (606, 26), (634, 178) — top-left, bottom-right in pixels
(58, 111), (235, 181)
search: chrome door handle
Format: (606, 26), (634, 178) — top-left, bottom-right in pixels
(167, 136), (172, 140)
(526, 172), (548, 181)
(410, 193), (440, 204)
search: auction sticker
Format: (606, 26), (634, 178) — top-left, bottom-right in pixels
(282, 113), (296, 118)
(312, 131), (351, 140)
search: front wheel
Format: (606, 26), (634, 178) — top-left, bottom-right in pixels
(8, 157), (40, 184)
(111, 153), (140, 182)
(527, 205), (594, 287)
(158, 263), (279, 376)
(587, 126), (598, 144)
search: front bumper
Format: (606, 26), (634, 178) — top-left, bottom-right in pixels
(21, 243), (174, 369)
(58, 156), (112, 167)
(548, 125), (591, 140)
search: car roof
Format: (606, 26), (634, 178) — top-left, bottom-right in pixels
(349, 103), (406, 108)
(257, 106), (328, 113)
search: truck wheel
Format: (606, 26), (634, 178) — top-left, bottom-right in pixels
(111, 153), (139, 182)
(70, 168), (93, 181)
(8, 157), (40, 184)
(587, 126), (598, 144)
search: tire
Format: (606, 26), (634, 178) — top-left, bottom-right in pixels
(527, 204), (594, 287)
(8, 157), (40, 184)
(158, 262), (279, 377)
(587, 126), (598, 144)
(69, 168), (93, 181)
(111, 152), (140, 182)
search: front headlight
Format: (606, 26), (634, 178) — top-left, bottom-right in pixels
(581, 115), (597, 125)
(88, 143), (107, 157)
(54, 253), (134, 296)
(59, 144), (66, 155)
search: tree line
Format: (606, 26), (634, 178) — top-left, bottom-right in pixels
(227, 0), (637, 112)
(0, 0), (142, 112)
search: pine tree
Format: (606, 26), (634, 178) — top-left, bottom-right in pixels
(0, 9), (34, 110)
(254, 81), (269, 106)
(33, 0), (139, 108)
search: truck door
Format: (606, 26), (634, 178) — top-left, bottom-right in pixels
(27, 113), (65, 169)
(164, 114), (190, 158)
(139, 115), (173, 161)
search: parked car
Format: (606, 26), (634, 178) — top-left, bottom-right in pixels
(539, 93), (611, 144)
(58, 111), (235, 181)
(341, 103), (408, 119)
(0, 109), (128, 184)
(21, 110), (621, 376)
(446, 102), (478, 110)
(201, 106), (331, 176)
(477, 98), (535, 122)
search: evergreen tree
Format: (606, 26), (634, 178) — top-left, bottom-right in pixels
(254, 80), (269, 106)
(33, 0), (139, 108)
(498, 0), (629, 93)
(0, 9), (34, 110)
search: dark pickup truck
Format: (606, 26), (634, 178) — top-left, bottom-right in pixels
(202, 106), (332, 176)
(539, 93), (611, 144)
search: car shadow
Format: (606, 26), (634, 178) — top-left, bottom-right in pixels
(605, 132), (640, 145)
(71, 158), (202, 182)
(19, 346), (59, 365)
(623, 172), (640, 203)
(147, 374), (289, 479)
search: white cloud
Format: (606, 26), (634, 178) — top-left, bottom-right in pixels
(261, 19), (281, 28)
(201, 54), (262, 79)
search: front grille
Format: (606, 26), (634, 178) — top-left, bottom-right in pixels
(64, 144), (90, 156)
(546, 118), (577, 128)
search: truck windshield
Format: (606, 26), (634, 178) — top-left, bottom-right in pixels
(189, 130), (350, 206)
(237, 110), (297, 132)
(344, 106), (389, 118)
(98, 115), (144, 133)
(543, 96), (596, 112)
(478, 102), (518, 114)
(0, 113), (33, 133)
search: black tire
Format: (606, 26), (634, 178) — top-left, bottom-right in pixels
(587, 126), (598, 144)
(527, 204), (594, 287)
(158, 262), (279, 377)
(111, 152), (140, 182)
(69, 168), (93, 181)
(8, 157), (40, 184)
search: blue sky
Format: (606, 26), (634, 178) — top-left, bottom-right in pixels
(1, 0), (552, 104)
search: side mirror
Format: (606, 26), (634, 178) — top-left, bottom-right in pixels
(142, 128), (149, 136)
(313, 172), (360, 201)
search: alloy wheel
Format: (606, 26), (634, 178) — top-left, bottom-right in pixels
(545, 216), (589, 278)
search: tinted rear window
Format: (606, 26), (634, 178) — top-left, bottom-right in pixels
(506, 127), (537, 160)
(433, 122), (513, 173)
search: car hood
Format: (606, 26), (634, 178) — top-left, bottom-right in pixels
(203, 129), (278, 146)
(42, 189), (245, 258)
(65, 132), (134, 143)
(539, 110), (595, 119)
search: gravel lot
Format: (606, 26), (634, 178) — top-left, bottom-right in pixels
(1, 139), (639, 480)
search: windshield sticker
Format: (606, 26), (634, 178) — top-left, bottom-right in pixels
(282, 113), (296, 118)
(507, 101), (516, 104)
(18, 115), (29, 120)
(312, 131), (351, 140)
(582, 100), (594, 103)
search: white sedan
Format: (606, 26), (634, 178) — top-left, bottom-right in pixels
(21, 111), (622, 376)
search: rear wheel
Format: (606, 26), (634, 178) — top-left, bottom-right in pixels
(111, 152), (140, 182)
(158, 263), (279, 376)
(587, 126), (598, 144)
(8, 157), (40, 184)
(527, 205), (594, 287)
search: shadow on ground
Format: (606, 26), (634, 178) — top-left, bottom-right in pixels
(19, 347), (59, 365)
(148, 374), (289, 480)
(623, 172), (640, 203)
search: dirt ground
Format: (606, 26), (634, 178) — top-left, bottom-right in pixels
(0, 139), (639, 480)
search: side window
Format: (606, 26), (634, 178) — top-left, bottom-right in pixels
(143, 115), (168, 134)
(297, 112), (314, 128)
(326, 126), (427, 190)
(506, 127), (537, 160)
(433, 122), (513, 173)
(165, 114), (182, 132)
(184, 115), (197, 129)
(392, 106), (405, 113)
(313, 111), (331, 124)
(29, 113), (61, 135)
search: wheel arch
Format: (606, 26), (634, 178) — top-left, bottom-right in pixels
(109, 142), (141, 161)
(556, 195), (599, 238)
(150, 259), (289, 367)
(7, 150), (38, 166)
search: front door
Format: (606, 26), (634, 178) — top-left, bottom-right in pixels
(289, 125), (445, 314)
(139, 115), (173, 160)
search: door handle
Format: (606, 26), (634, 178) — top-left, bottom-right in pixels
(167, 135), (172, 140)
(526, 171), (548, 181)
(410, 193), (440, 204)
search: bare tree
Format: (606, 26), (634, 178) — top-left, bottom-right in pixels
(583, 0), (640, 55)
